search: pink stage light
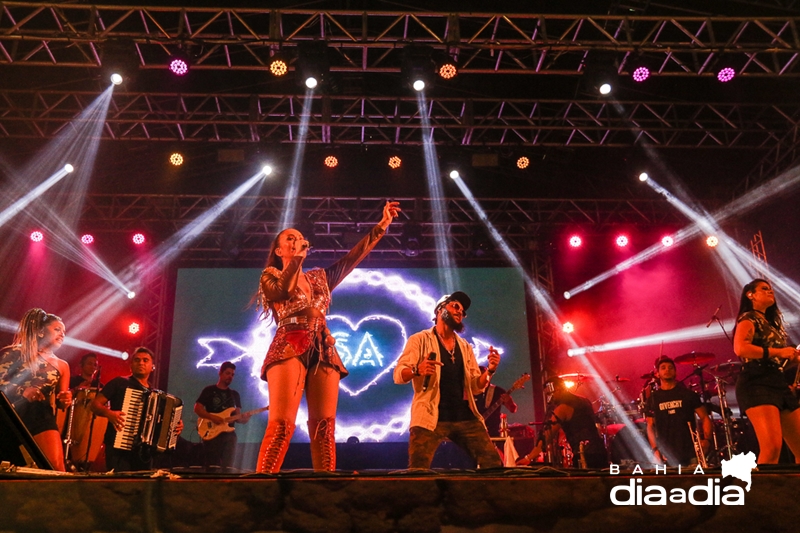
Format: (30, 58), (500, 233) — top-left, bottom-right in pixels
(169, 58), (189, 76)
(569, 235), (582, 248)
(128, 322), (141, 335)
(132, 233), (146, 245)
(632, 66), (650, 82)
(661, 235), (674, 247)
(81, 234), (94, 245)
(615, 235), (629, 247)
(706, 235), (719, 247)
(30, 231), (44, 242)
(717, 67), (735, 83)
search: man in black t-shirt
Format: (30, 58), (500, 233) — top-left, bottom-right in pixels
(91, 347), (183, 472)
(646, 355), (713, 466)
(194, 361), (250, 471)
(394, 292), (503, 469)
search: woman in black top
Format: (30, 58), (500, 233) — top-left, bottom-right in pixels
(733, 278), (800, 464)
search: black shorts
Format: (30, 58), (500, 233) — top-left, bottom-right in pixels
(735, 361), (799, 413)
(16, 399), (58, 436)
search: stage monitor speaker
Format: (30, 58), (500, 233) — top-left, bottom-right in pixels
(0, 391), (54, 470)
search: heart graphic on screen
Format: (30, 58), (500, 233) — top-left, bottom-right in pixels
(326, 314), (407, 396)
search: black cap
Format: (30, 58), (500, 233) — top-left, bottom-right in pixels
(654, 355), (675, 368)
(435, 291), (472, 314)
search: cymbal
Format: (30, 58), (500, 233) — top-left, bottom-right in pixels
(674, 352), (715, 365)
(712, 361), (742, 373)
(558, 372), (599, 381)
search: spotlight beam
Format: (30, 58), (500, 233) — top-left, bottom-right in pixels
(566, 162), (800, 297)
(280, 88), (314, 229)
(450, 172), (653, 459)
(0, 166), (70, 228)
(417, 91), (458, 292)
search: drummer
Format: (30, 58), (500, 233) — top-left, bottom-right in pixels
(70, 352), (103, 390)
(645, 355), (713, 466)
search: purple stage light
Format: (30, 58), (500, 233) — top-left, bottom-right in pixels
(81, 234), (94, 245)
(615, 235), (629, 247)
(661, 235), (674, 247)
(132, 233), (146, 245)
(717, 67), (735, 83)
(632, 66), (650, 82)
(30, 230), (44, 242)
(169, 58), (189, 76)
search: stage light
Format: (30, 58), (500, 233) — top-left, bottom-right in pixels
(717, 67), (736, 83)
(388, 156), (402, 169)
(564, 291), (571, 300)
(438, 57), (458, 80)
(324, 155), (338, 168)
(30, 230), (44, 242)
(584, 51), (618, 96)
(169, 152), (184, 166)
(402, 45), (436, 93)
(262, 165), (273, 176)
(268, 53), (289, 77)
(110, 73), (123, 85)
(132, 233), (146, 245)
(564, 380), (576, 389)
(569, 235), (582, 248)
(168, 51), (191, 76)
(449, 170), (460, 179)
(128, 322), (140, 335)
(615, 235), (629, 247)
(102, 39), (139, 87)
(638, 172), (649, 182)
(706, 235), (719, 247)
(562, 322), (575, 334)
(401, 223), (422, 257)
(81, 234), (94, 245)
(632, 65), (650, 82)
(662, 235), (674, 247)
(64, 164), (74, 173)
(127, 291), (136, 300)
(296, 41), (330, 90)
(517, 157), (530, 169)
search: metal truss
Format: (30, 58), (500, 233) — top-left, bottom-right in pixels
(2, 89), (798, 147)
(2, 4), (800, 77)
(74, 194), (696, 264)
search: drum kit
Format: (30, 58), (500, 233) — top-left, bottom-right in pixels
(56, 386), (107, 471)
(544, 352), (746, 467)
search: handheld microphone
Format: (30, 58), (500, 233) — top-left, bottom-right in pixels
(705, 305), (722, 328)
(91, 365), (101, 388)
(422, 352), (437, 392)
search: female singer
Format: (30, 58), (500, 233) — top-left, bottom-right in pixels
(255, 201), (400, 473)
(0, 308), (72, 470)
(733, 279), (800, 464)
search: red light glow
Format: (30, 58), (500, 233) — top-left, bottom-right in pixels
(569, 235), (582, 248)
(128, 322), (141, 335)
(30, 231), (44, 242)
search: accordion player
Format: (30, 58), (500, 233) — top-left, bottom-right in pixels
(113, 388), (183, 453)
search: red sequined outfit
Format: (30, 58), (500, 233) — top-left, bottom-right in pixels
(258, 224), (386, 381)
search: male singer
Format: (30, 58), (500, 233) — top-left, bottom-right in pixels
(394, 292), (503, 469)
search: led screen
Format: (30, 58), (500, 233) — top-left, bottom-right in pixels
(168, 267), (532, 443)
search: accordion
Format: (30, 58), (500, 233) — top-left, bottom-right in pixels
(113, 388), (183, 453)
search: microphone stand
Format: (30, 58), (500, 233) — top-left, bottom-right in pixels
(711, 315), (733, 345)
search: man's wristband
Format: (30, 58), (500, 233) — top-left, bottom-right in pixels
(763, 346), (770, 360)
(487, 367), (496, 375)
(411, 365), (420, 377)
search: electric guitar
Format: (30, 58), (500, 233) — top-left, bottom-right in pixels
(481, 373), (531, 421)
(197, 406), (269, 441)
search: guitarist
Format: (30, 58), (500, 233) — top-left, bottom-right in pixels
(475, 366), (518, 438)
(194, 361), (251, 472)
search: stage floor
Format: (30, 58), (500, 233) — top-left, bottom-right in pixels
(2, 465), (799, 533)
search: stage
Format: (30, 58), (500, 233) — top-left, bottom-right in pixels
(2, 465), (799, 533)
